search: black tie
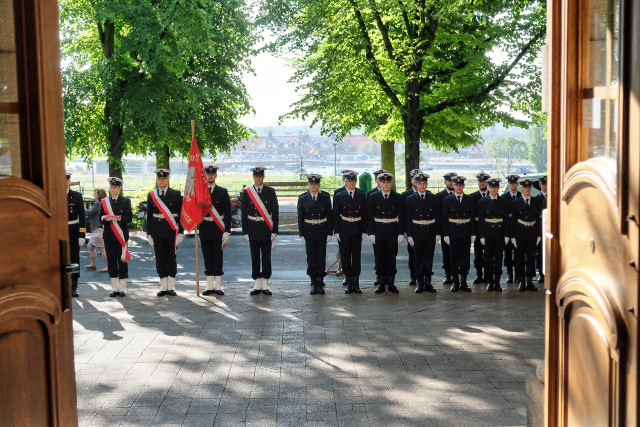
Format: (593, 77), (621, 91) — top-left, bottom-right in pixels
(421, 194), (424, 200)
(512, 194), (516, 200)
(384, 194), (388, 200)
(526, 198), (530, 205)
(349, 191), (353, 198)
(482, 193), (486, 197)
(313, 195), (316, 202)
(257, 187), (261, 194)
(457, 196), (461, 203)
(160, 190), (165, 198)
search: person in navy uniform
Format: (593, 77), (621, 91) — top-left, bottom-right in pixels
(241, 167), (279, 295)
(535, 175), (547, 283)
(333, 169), (352, 197)
(401, 169), (420, 288)
(146, 169), (184, 296)
(405, 172), (440, 293)
(99, 177), (132, 297)
(297, 174), (333, 294)
(501, 174), (521, 284)
(442, 175), (476, 292)
(368, 172), (404, 294)
(200, 164), (231, 296)
(477, 178), (510, 292)
(510, 178), (541, 291)
(66, 173), (86, 297)
(367, 168), (387, 288)
(435, 172), (456, 285)
(469, 172), (490, 284)
(333, 170), (367, 294)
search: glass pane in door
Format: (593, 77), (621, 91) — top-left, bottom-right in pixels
(0, 0), (21, 178)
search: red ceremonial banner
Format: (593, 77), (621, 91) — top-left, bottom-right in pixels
(180, 134), (212, 232)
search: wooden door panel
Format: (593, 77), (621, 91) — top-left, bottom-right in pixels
(557, 270), (627, 426)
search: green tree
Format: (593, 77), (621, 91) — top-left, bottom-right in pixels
(60, 0), (256, 177)
(258, 0), (546, 187)
(527, 125), (547, 172)
(486, 136), (529, 176)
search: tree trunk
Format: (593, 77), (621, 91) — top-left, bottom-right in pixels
(380, 139), (396, 190)
(156, 144), (170, 170)
(403, 80), (423, 189)
(106, 114), (124, 178)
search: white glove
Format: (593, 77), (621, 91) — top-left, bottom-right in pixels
(271, 240), (276, 250)
(326, 235), (332, 243)
(222, 232), (230, 246)
(271, 233), (277, 241)
(243, 234), (249, 241)
(300, 236), (306, 245)
(369, 235), (376, 244)
(397, 235), (404, 243)
(407, 236), (415, 247)
(504, 237), (509, 244)
(471, 235), (476, 244)
(335, 233), (341, 242)
(436, 235), (441, 244)
(480, 238), (485, 245)
(444, 236), (450, 245)
(78, 238), (85, 246)
(361, 233), (367, 239)
(536, 237), (541, 245)
(147, 235), (154, 247)
(511, 238), (517, 248)
(176, 234), (184, 246)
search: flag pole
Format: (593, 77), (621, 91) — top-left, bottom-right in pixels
(191, 112), (201, 297)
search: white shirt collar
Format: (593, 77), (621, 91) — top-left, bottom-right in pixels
(254, 185), (263, 190)
(208, 184), (216, 191)
(382, 190), (390, 197)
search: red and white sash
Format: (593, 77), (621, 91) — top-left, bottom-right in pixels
(101, 197), (130, 262)
(150, 189), (180, 247)
(246, 186), (273, 231)
(208, 205), (226, 233)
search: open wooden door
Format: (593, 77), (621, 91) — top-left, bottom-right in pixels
(546, 0), (640, 425)
(0, 0), (78, 425)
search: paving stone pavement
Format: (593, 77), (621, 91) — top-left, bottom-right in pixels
(73, 239), (545, 426)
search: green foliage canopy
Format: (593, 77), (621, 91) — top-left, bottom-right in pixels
(486, 136), (529, 176)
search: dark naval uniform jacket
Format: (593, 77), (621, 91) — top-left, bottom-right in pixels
(200, 185), (231, 239)
(297, 191), (333, 240)
(99, 196), (133, 241)
(441, 193), (476, 238)
(367, 190), (404, 238)
(241, 185), (279, 240)
(401, 188), (416, 201)
(333, 188), (367, 237)
(68, 189), (86, 240)
(405, 191), (440, 240)
(477, 196), (510, 240)
(146, 187), (183, 239)
(366, 186), (381, 199)
(510, 196), (542, 240)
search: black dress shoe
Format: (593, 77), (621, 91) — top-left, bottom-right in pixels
(450, 283), (459, 292)
(110, 291), (118, 297)
(414, 284), (424, 293)
(460, 283), (471, 292)
(537, 275), (545, 283)
(443, 275), (453, 285)
(486, 283), (493, 292)
(118, 292), (126, 297)
(494, 284), (503, 292)
(388, 284), (399, 294)
(72, 289), (79, 297)
(166, 290), (177, 296)
(157, 291), (167, 296)
(262, 289), (272, 295)
(507, 274), (514, 284)
(202, 289), (216, 296)
(409, 277), (417, 287)
(374, 284), (385, 293)
(250, 289), (261, 295)
(424, 284), (436, 293)
(214, 289), (225, 295)
(317, 286), (325, 295)
(518, 281), (526, 292)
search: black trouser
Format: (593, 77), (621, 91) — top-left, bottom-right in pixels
(449, 236), (471, 278)
(407, 242), (415, 277)
(515, 236), (537, 279)
(483, 238), (504, 279)
(339, 235), (362, 277)
(413, 238), (436, 280)
(441, 240), (451, 276)
(69, 227), (80, 289)
(473, 238), (484, 272)
(373, 237), (398, 277)
(504, 240), (516, 270)
(200, 237), (224, 276)
(305, 238), (327, 278)
(153, 237), (177, 278)
(105, 239), (128, 279)
(536, 240), (543, 275)
(250, 239), (272, 279)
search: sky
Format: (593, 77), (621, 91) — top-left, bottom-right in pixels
(239, 51), (308, 128)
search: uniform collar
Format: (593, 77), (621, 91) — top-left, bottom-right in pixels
(208, 184), (216, 191)
(381, 190), (391, 197)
